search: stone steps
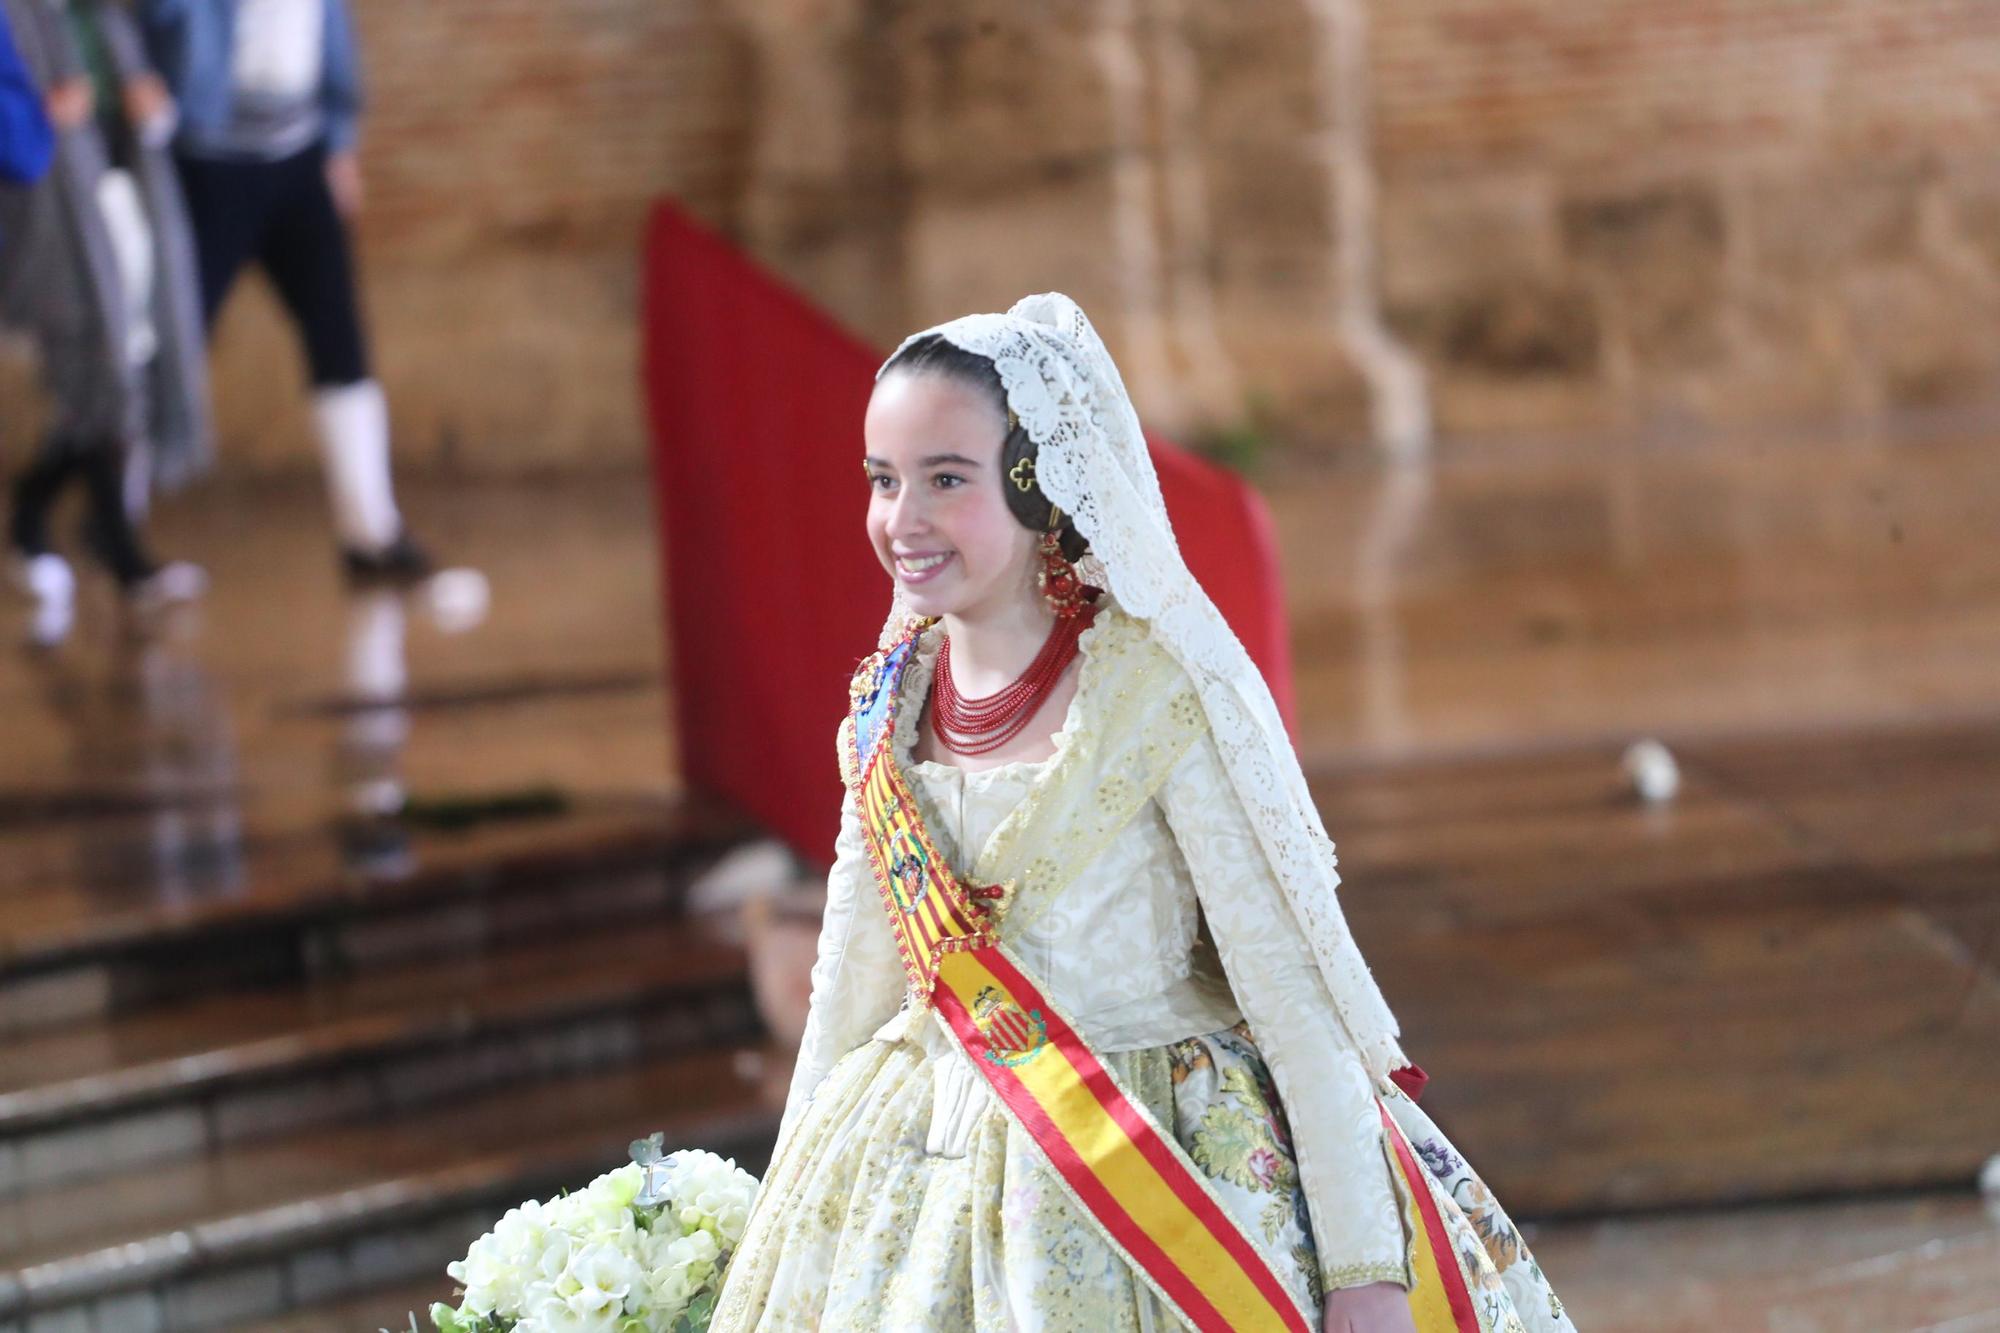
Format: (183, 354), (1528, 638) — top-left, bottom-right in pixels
(258, 1273), (458, 1332)
(0, 801), (786, 1331)
(0, 799), (752, 1039)
(0, 916), (757, 1200)
(0, 1041), (785, 1331)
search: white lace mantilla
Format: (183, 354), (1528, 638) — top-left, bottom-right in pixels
(878, 293), (1407, 1081)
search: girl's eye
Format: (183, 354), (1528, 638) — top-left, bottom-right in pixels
(864, 470), (962, 491)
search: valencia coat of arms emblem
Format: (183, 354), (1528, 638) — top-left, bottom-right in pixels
(970, 985), (1049, 1068)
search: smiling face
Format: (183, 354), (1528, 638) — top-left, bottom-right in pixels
(863, 370), (1040, 623)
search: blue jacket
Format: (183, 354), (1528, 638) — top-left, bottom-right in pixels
(0, 7), (53, 184)
(136, 0), (362, 154)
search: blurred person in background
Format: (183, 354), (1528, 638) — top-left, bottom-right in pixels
(69, 0), (215, 530)
(0, 6), (53, 184)
(138, 0), (434, 585)
(0, 0), (206, 638)
(0, 2), (50, 629)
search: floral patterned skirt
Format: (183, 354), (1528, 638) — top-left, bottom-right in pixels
(711, 1012), (1573, 1333)
(1378, 1081), (1576, 1333)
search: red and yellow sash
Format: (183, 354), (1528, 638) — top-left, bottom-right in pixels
(846, 624), (1311, 1332)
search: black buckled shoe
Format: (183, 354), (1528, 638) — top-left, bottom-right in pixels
(340, 532), (435, 586)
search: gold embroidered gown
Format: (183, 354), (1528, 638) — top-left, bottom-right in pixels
(710, 605), (1573, 1333)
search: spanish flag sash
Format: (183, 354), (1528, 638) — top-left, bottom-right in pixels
(845, 622), (1313, 1333)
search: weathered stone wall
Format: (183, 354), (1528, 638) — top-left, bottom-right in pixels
(3, 1), (1996, 476)
(1372, 0), (2000, 437)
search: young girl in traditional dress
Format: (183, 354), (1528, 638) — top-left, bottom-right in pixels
(711, 295), (1575, 1333)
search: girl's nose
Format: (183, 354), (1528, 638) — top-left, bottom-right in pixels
(885, 489), (929, 537)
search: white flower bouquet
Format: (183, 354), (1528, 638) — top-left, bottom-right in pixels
(413, 1136), (759, 1333)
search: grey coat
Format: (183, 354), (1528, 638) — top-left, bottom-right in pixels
(0, 0), (209, 487)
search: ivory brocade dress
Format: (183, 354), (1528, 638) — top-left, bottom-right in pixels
(709, 608), (1573, 1333)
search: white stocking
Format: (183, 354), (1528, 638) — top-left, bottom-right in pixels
(311, 379), (401, 552)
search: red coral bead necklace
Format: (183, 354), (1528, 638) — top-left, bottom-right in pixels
(932, 600), (1100, 756)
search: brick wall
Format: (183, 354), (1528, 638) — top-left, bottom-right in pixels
(3, 1), (1996, 478)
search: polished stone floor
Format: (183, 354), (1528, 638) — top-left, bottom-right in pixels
(1532, 1193), (2000, 1332)
(0, 477), (677, 966)
(1274, 426), (2000, 765)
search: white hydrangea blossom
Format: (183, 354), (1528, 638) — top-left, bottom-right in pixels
(427, 1151), (760, 1333)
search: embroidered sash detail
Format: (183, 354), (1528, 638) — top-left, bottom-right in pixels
(846, 627), (1016, 1002)
(845, 617), (1312, 1333)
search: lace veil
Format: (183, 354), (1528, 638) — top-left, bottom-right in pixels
(876, 292), (1407, 1081)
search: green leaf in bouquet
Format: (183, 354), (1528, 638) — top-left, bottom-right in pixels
(633, 1130), (678, 1207)
(669, 1287), (719, 1333)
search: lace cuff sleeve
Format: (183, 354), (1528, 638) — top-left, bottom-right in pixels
(1157, 733), (1415, 1292)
